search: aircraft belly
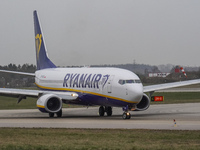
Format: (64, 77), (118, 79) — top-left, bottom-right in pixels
(78, 93), (135, 107)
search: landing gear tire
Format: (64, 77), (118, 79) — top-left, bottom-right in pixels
(122, 112), (131, 119)
(49, 113), (54, 118)
(99, 106), (105, 116)
(106, 106), (112, 116)
(56, 109), (62, 118)
(127, 113), (131, 119)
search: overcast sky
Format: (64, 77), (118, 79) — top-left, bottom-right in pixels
(0, 0), (200, 67)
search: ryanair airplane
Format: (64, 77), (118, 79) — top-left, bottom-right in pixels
(0, 10), (200, 119)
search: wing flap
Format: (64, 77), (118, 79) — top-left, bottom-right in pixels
(143, 79), (200, 92)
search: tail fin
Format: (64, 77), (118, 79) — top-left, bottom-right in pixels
(33, 10), (56, 70)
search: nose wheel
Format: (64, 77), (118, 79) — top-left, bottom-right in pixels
(122, 112), (131, 119)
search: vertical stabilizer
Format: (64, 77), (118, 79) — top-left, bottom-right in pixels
(33, 10), (56, 70)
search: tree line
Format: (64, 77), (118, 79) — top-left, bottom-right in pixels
(0, 63), (36, 88)
(0, 63), (200, 88)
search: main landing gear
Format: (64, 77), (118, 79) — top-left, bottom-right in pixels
(99, 106), (112, 117)
(49, 109), (62, 118)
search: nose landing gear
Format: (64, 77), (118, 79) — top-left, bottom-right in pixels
(122, 112), (131, 119)
(122, 105), (134, 119)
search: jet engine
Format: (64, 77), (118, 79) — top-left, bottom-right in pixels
(135, 93), (150, 111)
(36, 94), (62, 113)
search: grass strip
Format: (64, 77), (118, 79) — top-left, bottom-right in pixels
(151, 92), (200, 104)
(0, 128), (200, 150)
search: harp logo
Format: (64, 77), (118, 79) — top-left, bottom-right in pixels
(35, 34), (42, 59)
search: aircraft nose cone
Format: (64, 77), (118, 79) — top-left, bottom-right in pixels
(127, 84), (143, 103)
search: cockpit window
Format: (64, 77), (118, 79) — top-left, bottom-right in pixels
(126, 80), (135, 83)
(135, 80), (141, 83)
(118, 80), (125, 85)
(118, 79), (141, 85)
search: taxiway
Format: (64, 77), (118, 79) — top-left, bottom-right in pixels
(0, 103), (200, 130)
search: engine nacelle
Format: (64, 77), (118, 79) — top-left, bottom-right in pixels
(135, 93), (150, 111)
(36, 94), (62, 113)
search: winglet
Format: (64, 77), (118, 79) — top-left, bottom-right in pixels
(33, 10), (56, 70)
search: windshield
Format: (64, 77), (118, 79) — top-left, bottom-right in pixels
(118, 79), (141, 85)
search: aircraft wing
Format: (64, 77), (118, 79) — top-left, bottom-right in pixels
(0, 70), (35, 76)
(143, 79), (200, 93)
(0, 88), (79, 102)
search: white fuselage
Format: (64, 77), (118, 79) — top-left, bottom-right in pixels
(35, 67), (144, 107)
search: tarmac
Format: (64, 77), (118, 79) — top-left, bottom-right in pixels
(0, 103), (200, 130)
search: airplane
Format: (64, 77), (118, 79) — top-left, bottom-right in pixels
(0, 10), (200, 119)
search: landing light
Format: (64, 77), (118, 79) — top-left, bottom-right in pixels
(71, 93), (77, 97)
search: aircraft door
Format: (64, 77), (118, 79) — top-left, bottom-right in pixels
(107, 75), (114, 93)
